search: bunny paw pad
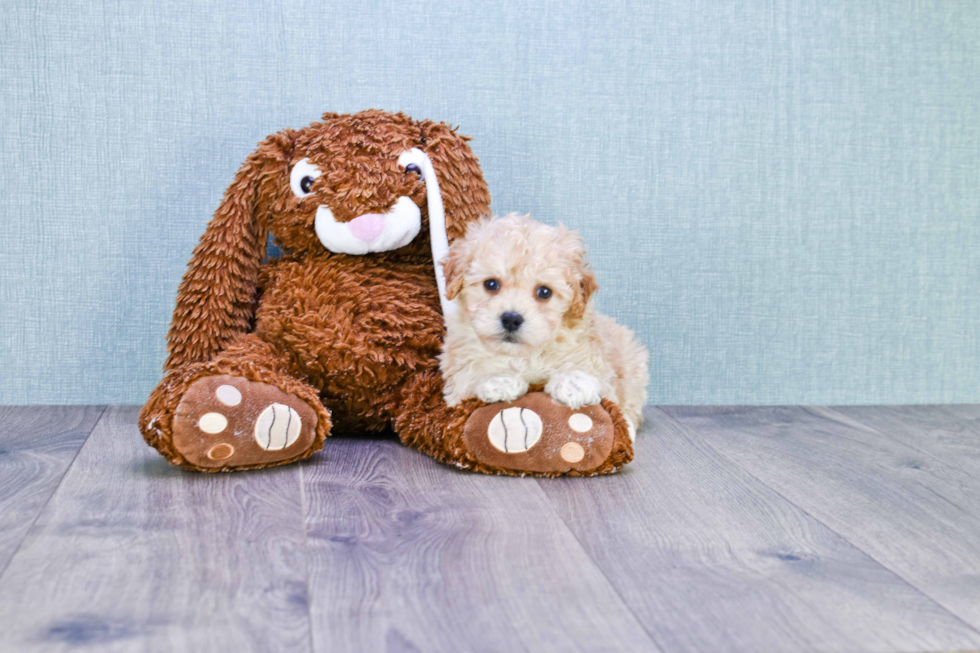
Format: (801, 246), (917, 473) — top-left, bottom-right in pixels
(172, 375), (317, 469)
(463, 392), (616, 474)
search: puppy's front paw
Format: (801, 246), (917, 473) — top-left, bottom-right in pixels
(476, 376), (529, 404)
(546, 371), (602, 409)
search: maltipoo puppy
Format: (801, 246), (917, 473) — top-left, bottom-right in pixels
(439, 213), (648, 435)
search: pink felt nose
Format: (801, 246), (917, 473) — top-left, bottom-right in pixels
(348, 213), (386, 243)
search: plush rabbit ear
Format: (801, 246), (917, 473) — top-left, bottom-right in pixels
(404, 121), (490, 320)
(164, 131), (294, 371)
(416, 121), (491, 242)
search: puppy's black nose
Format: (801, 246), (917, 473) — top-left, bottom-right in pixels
(500, 312), (524, 333)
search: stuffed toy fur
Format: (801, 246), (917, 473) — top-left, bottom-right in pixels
(139, 110), (634, 476)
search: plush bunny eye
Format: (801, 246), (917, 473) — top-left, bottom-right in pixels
(536, 285), (552, 300)
(404, 163), (422, 179)
(290, 158), (322, 199)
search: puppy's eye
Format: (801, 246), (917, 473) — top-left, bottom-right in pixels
(290, 158), (322, 199)
(404, 163), (422, 179)
(484, 279), (500, 292)
(536, 286), (553, 300)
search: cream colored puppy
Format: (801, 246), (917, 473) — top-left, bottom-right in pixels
(439, 214), (649, 433)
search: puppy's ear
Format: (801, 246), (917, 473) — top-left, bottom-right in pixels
(417, 120), (491, 241)
(441, 241), (469, 301)
(165, 130), (295, 371)
(563, 226), (599, 324)
(567, 265), (599, 324)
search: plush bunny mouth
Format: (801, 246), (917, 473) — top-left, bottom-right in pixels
(314, 196), (422, 255)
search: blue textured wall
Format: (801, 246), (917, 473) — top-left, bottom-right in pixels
(2, 0), (979, 405)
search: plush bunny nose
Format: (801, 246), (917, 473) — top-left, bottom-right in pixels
(347, 213), (386, 243)
(500, 312), (524, 332)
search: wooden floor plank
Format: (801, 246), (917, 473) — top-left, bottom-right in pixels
(301, 435), (658, 653)
(0, 406), (313, 653)
(830, 405), (980, 476)
(664, 405), (980, 639)
(0, 405), (104, 575)
(536, 408), (980, 653)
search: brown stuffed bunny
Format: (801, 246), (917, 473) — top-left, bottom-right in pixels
(139, 110), (633, 476)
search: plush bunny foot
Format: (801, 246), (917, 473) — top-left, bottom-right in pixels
(461, 392), (632, 476)
(171, 374), (321, 470)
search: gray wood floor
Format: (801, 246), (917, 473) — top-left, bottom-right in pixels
(1, 406), (979, 652)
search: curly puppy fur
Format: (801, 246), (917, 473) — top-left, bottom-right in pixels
(440, 214), (649, 430)
(139, 110), (634, 475)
